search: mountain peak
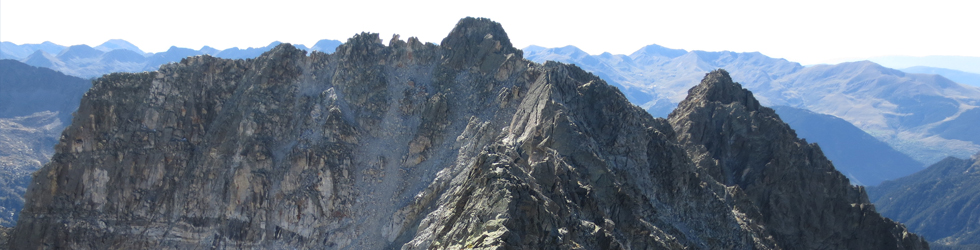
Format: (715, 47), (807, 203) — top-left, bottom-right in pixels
(631, 44), (688, 58)
(56, 44), (103, 61)
(440, 17), (520, 69)
(442, 17), (515, 51)
(679, 69), (761, 111)
(668, 69), (928, 249)
(95, 39), (144, 54)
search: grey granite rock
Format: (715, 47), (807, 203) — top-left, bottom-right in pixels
(669, 70), (928, 249)
(10, 18), (925, 249)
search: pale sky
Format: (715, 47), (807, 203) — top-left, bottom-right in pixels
(1, 0), (977, 65)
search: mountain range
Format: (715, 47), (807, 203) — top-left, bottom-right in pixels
(771, 106), (922, 186)
(523, 45), (980, 166)
(8, 38), (960, 184)
(868, 152), (980, 249)
(1, 39), (343, 79)
(902, 66), (980, 88)
(7, 18), (925, 249)
(867, 55), (980, 74)
(0, 60), (91, 227)
(3, 17), (978, 249)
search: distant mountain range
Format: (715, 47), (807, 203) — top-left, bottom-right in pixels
(902, 66), (980, 88)
(524, 45), (980, 165)
(868, 152), (980, 249)
(771, 106), (922, 186)
(93, 39), (145, 54)
(0, 60), (91, 227)
(1, 39), (343, 79)
(867, 55), (980, 74)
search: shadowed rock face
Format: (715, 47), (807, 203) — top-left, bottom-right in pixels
(10, 18), (924, 249)
(669, 70), (927, 249)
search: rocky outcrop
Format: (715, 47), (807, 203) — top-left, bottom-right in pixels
(11, 18), (925, 249)
(669, 70), (928, 249)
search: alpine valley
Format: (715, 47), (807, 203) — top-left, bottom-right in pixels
(3, 18), (930, 249)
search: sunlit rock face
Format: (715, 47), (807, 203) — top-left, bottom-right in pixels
(10, 18), (926, 250)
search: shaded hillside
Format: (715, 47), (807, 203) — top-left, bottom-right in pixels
(0, 60), (91, 121)
(10, 18), (924, 249)
(669, 71), (924, 249)
(771, 106), (923, 186)
(868, 152), (980, 248)
(0, 60), (91, 227)
(766, 62), (980, 164)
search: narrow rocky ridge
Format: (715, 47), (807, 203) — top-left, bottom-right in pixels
(669, 70), (928, 249)
(10, 18), (925, 249)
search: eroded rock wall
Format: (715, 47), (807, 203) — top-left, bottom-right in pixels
(11, 18), (925, 250)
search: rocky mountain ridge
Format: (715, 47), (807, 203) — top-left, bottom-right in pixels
(525, 44), (980, 166)
(9, 18), (925, 249)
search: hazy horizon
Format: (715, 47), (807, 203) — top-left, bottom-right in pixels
(2, 0), (977, 66)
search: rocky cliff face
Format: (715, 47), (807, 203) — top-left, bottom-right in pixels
(11, 18), (925, 249)
(0, 60), (91, 227)
(668, 71), (927, 249)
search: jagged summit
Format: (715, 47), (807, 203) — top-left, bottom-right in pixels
(669, 71), (926, 249)
(9, 17), (925, 249)
(440, 17), (521, 69)
(676, 69), (762, 113)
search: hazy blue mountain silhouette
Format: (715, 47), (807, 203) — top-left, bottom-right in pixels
(772, 106), (922, 185)
(22, 50), (64, 70)
(144, 46), (205, 70)
(903, 66), (980, 87)
(56, 45), (104, 61)
(214, 41), (305, 59)
(0, 41), (66, 59)
(199, 46), (220, 55)
(100, 49), (147, 64)
(1, 40), (342, 78)
(94, 39), (145, 54)
(311, 39), (342, 53)
(869, 55), (980, 74)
